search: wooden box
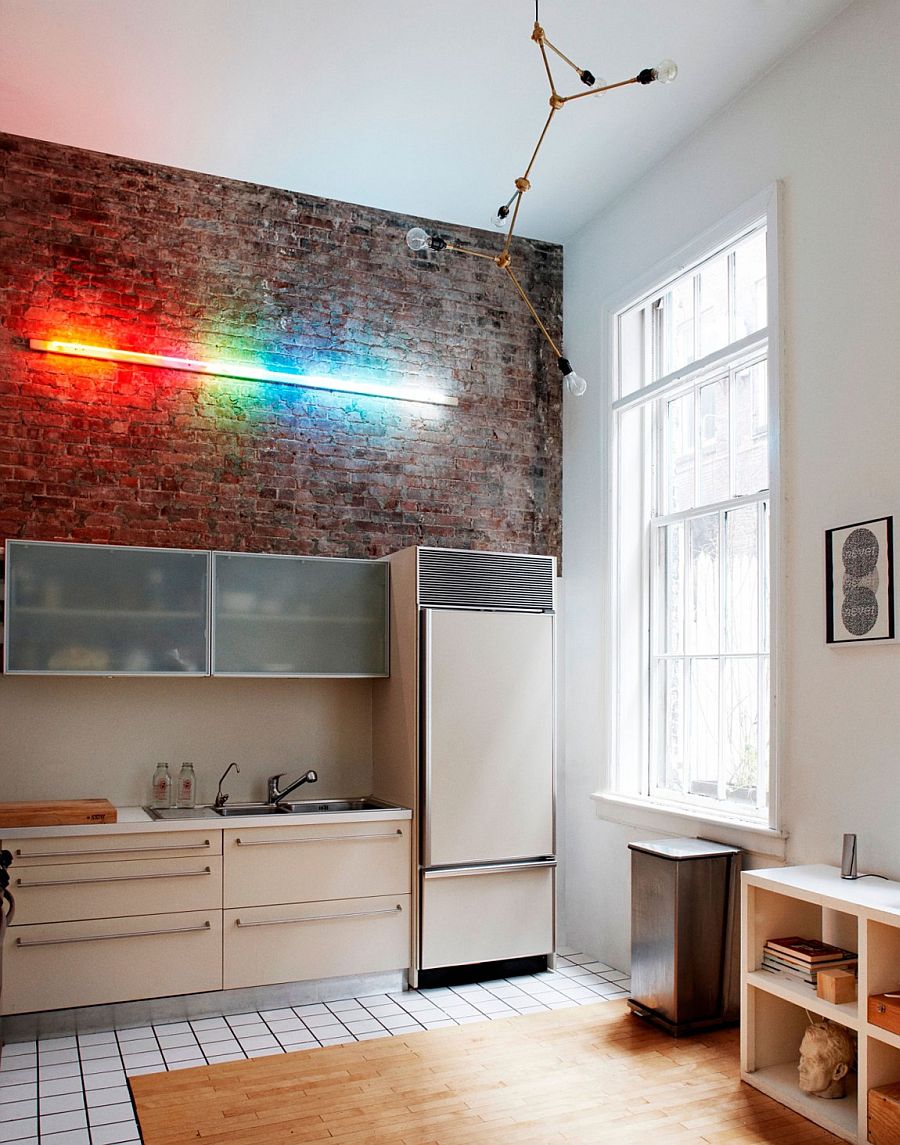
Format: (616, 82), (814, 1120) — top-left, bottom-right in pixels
(0, 799), (117, 828)
(817, 968), (856, 1004)
(869, 992), (900, 1037)
(869, 1081), (900, 1144)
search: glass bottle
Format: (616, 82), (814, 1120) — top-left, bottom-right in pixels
(176, 762), (196, 809)
(151, 762), (173, 808)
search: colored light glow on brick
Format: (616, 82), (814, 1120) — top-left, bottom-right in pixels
(29, 339), (458, 408)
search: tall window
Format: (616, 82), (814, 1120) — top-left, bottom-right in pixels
(611, 217), (773, 823)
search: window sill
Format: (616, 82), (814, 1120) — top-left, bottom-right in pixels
(591, 791), (788, 860)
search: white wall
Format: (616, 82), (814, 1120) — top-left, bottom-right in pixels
(561, 0), (900, 969)
(0, 677), (373, 808)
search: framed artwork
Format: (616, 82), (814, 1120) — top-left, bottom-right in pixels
(825, 516), (895, 644)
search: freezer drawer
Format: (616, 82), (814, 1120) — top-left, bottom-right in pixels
(420, 863), (554, 970)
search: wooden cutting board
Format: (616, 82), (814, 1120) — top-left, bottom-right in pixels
(0, 799), (117, 827)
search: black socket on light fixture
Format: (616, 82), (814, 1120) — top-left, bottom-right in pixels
(429, 235), (448, 251)
(557, 357), (573, 376)
(637, 68), (656, 85)
(580, 69), (596, 87)
(496, 204), (510, 220)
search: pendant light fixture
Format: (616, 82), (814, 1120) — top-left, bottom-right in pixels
(406, 1), (676, 396)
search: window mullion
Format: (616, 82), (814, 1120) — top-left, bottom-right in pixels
(717, 508), (727, 802)
(757, 499), (767, 812)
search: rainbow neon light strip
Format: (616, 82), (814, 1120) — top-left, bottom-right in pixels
(29, 340), (458, 408)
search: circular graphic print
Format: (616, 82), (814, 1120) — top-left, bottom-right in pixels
(842, 527), (879, 578)
(841, 585), (879, 636)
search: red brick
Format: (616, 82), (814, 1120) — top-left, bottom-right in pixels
(0, 131), (562, 561)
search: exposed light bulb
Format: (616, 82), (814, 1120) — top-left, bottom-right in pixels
(565, 371), (587, 397)
(590, 77), (608, 97)
(492, 209), (510, 230)
(406, 227), (430, 251)
(653, 59), (678, 84)
(558, 357), (588, 397)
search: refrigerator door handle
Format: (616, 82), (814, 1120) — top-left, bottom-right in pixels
(422, 608), (434, 869)
(423, 859), (557, 879)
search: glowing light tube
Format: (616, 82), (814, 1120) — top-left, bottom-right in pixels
(28, 340), (458, 408)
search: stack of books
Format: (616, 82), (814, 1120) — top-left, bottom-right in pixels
(761, 935), (858, 986)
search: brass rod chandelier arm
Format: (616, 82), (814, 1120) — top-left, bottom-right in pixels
(560, 75), (640, 104)
(501, 105), (556, 255)
(502, 191), (526, 258)
(503, 264), (562, 360)
(537, 38), (558, 100)
(522, 106), (557, 186)
(444, 243), (501, 263)
(542, 35), (587, 79)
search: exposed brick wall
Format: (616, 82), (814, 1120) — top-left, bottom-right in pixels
(0, 133), (562, 561)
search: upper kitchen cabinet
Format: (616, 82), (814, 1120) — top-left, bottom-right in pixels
(212, 552), (388, 677)
(4, 540), (209, 675)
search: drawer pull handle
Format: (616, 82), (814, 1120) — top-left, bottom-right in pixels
(235, 905), (402, 928)
(16, 921), (212, 948)
(15, 840), (212, 859)
(235, 830), (403, 847)
(16, 867), (212, 889)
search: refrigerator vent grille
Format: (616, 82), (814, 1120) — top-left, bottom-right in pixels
(417, 548), (555, 611)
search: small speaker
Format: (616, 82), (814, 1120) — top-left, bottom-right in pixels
(841, 833), (858, 880)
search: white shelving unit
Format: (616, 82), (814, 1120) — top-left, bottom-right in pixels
(742, 864), (900, 1143)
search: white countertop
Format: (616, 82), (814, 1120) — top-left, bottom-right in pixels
(0, 803), (412, 839)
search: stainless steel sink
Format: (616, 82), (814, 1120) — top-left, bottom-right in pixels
(277, 797), (400, 814)
(146, 797), (403, 820)
(211, 803), (284, 817)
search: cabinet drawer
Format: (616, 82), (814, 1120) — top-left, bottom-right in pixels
(224, 823), (410, 908)
(420, 864), (554, 970)
(223, 894), (410, 989)
(11, 856), (222, 924)
(6, 830), (221, 865)
(1, 910), (222, 1015)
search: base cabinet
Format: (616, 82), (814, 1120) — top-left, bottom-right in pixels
(223, 824), (412, 989)
(224, 895), (410, 989)
(1, 829), (223, 1015)
(742, 865), (900, 1144)
(4, 911), (222, 1014)
(1, 819), (412, 1017)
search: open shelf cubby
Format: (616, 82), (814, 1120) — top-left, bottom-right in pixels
(742, 865), (900, 1143)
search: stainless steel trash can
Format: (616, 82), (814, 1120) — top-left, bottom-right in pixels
(627, 838), (740, 1036)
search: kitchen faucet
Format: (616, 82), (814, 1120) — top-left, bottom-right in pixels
(267, 768), (318, 804)
(214, 761), (240, 809)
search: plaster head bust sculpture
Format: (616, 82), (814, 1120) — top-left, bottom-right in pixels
(798, 1020), (856, 1099)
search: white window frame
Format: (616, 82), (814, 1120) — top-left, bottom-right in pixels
(601, 186), (782, 835)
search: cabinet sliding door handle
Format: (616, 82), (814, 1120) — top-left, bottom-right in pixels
(16, 921), (213, 948)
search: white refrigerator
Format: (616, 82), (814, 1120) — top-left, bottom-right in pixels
(419, 607), (556, 973)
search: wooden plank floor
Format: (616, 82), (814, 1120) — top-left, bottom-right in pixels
(131, 1001), (843, 1144)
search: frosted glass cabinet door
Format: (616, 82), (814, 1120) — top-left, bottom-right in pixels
(4, 541), (209, 674)
(212, 553), (388, 676)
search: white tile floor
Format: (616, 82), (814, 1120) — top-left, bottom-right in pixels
(0, 951), (629, 1144)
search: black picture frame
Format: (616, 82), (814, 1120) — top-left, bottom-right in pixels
(825, 515), (895, 644)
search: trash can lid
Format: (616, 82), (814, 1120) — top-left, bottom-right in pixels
(627, 837), (740, 860)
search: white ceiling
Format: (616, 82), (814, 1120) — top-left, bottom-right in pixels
(0, 0), (852, 243)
